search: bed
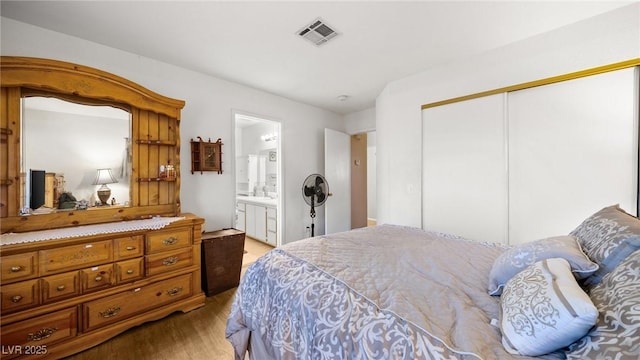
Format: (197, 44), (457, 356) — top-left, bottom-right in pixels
(226, 205), (640, 359)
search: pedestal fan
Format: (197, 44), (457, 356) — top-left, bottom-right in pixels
(302, 174), (329, 237)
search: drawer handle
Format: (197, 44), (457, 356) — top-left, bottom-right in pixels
(27, 327), (57, 341)
(10, 265), (22, 272)
(99, 306), (121, 318)
(126, 269), (134, 275)
(162, 256), (179, 266)
(95, 275), (103, 282)
(167, 287), (183, 297)
(56, 285), (66, 291)
(162, 237), (179, 246)
(11, 295), (23, 303)
(125, 246), (136, 251)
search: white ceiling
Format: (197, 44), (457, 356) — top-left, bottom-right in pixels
(0, 1), (631, 114)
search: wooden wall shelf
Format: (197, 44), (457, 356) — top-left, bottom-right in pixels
(190, 137), (223, 174)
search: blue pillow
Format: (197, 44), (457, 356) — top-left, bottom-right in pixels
(488, 235), (598, 296)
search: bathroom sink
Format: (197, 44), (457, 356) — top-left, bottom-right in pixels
(237, 196), (277, 205)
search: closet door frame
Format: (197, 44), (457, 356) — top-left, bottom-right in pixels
(421, 58), (640, 245)
(507, 67), (638, 244)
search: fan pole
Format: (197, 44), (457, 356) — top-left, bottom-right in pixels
(310, 196), (316, 237)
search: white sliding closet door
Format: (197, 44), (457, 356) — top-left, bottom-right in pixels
(422, 94), (508, 244)
(508, 68), (638, 245)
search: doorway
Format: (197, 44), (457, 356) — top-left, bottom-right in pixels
(324, 129), (376, 235)
(351, 131), (376, 228)
(233, 112), (282, 247)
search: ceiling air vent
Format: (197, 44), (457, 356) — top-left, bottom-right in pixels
(297, 18), (340, 46)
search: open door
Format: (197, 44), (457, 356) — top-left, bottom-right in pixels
(324, 128), (351, 234)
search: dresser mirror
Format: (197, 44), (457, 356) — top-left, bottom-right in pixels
(21, 96), (132, 214)
(1, 57), (185, 234)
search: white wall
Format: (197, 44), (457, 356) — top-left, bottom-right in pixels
(344, 107), (375, 135)
(1, 17), (346, 243)
(367, 131), (377, 220)
(376, 4), (640, 228)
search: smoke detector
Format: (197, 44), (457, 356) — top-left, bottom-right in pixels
(297, 17), (340, 46)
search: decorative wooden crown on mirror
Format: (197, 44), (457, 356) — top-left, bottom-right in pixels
(0, 57), (186, 234)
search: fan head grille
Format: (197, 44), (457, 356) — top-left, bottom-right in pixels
(302, 174), (329, 206)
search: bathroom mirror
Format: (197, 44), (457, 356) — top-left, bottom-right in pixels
(21, 96), (131, 213)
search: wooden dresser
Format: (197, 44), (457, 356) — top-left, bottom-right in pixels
(0, 57), (206, 358)
(0, 214), (205, 359)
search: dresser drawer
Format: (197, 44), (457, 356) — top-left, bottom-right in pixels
(1, 252), (38, 284)
(42, 271), (80, 304)
(114, 235), (144, 260)
(115, 258), (144, 284)
(0, 307), (77, 352)
(82, 273), (193, 332)
(146, 228), (191, 254)
(1, 279), (40, 314)
(39, 240), (113, 276)
(145, 248), (193, 276)
(80, 264), (114, 293)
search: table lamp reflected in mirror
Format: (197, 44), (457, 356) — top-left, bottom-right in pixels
(93, 168), (118, 206)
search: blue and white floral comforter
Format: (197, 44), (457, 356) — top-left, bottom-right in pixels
(226, 225), (562, 360)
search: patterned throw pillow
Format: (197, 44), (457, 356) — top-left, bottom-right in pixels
(570, 205), (640, 286)
(488, 236), (598, 295)
(500, 258), (598, 356)
(566, 250), (640, 359)
(582, 236), (640, 287)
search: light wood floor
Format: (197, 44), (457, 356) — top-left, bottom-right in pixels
(65, 237), (273, 360)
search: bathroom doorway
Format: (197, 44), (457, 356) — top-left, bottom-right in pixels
(233, 112), (282, 247)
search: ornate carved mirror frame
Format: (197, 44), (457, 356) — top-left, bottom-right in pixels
(1, 57), (185, 234)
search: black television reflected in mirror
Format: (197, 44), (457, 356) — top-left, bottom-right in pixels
(30, 169), (45, 209)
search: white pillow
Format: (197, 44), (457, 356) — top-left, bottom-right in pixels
(500, 258), (598, 356)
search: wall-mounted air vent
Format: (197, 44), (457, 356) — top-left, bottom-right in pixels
(297, 17), (340, 46)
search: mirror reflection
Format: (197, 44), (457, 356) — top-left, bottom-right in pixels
(235, 119), (278, 198)
(21, 97), (131, 214)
